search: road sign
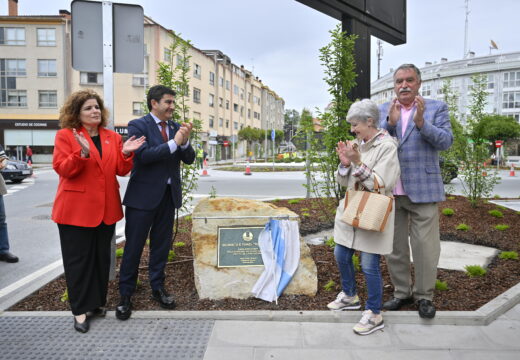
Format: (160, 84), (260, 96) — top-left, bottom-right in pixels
(271, 129), (275, 141)
(223, 140), (230, 147)
(71, 0), (144, 73)
(495, 140), (503, 148)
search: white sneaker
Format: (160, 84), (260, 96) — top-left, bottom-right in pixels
(327, 291), (361, 310)
(353, 310), (384, 335)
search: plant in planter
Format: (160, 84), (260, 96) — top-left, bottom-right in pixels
(442, 208), (455, 216)
(494, 224), (510, 231)
(435, 279), (449, 291)
(464, 265), (487, 277)
(323, 280), (335, 291)
(456, 223), (470, 231)
(488, 209), (504, 218)
(499, 251), (518, 260)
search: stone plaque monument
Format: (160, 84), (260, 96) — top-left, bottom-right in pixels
(191, 197), (318, 300)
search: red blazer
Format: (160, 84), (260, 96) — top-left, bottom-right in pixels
(52, 127), (134, 227)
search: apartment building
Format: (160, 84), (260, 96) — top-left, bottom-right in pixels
(0, 0), (284, 162)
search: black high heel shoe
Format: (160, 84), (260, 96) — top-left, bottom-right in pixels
(86, 307), (107, 318)
(73, 315), (89, 333)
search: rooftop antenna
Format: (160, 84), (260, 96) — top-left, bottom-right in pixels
(463, 0), (470, 58)
(376, 39), (383, 79)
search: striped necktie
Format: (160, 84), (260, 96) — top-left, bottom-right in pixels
(160, 121), (168, 142)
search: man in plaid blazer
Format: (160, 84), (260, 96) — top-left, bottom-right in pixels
(379, 64), (453, 319)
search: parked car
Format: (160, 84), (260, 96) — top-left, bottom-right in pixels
(0, 159), (33, 183)
(439, 157), (458, 184)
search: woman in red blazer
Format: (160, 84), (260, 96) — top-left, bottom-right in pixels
(52, 90), (144, 333)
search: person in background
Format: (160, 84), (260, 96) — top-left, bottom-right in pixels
(0, 145), (19, 264)
(379, 64), (453, 319)
(196, 144), (204, 169)
(52, 89), (145, 333)
(116, 85), (195, 321)
(328, 99), (400, 335)
(25, 146), (33, 163)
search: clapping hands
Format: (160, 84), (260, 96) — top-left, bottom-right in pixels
(336, 140), (360, 167)
(173, 122), (193, 145)
(122, 136), (146, 156)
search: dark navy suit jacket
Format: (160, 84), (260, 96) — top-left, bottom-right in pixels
(123, 114), (195, 210)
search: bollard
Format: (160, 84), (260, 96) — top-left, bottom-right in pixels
(201, 158), (209, 177)
(244, 161), (252, 175)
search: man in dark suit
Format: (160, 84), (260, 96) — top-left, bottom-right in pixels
(379, 64), (453, 319)
(116, 85), (195, 320)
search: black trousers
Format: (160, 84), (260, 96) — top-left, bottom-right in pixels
(58, 222), (115, 315)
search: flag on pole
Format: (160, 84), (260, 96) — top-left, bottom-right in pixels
(490, 40), (498, 50)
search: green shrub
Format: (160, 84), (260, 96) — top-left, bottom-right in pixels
(301, 208), (309, 212)
(325, 237), (335, 248)
(493, 194), (501, 199)
(60, 288), (69, 303)
(302, 212), (311, 217)
(272, 198), (280, 202)
(115, 248), (124, 258)
(323, 279), (335, 291)
(464, 265), (487, 277)
(173, 242), (185, 248)
(136, 279), (142, 287)
(288, 199), (301, 204)
(442, 208), (455, 216)
(494, 224), (510, 231)
(499, 251), (518, 260)
(435, 279), (449, 291)
(184, 215), (192, 221)
(352, 254), (360, 271)
(456, 223), (470, 231)
(488, 209), (504, 218)
(168, 250), (176, 262)
(447, 196), (455, 200)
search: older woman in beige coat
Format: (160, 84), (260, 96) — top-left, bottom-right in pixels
(327, 99), (400, 336)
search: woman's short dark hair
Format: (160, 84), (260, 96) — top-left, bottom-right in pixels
(147, 85), (176, 111)
(59, 89), (108, 129)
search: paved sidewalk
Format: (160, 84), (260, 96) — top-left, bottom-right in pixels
(1, 303), (519, 360)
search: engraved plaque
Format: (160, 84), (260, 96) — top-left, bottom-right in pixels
(217, 226), (264, 267)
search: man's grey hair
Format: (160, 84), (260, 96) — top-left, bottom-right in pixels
(346, 99), (380, 128)
(393, 63), (422, 82)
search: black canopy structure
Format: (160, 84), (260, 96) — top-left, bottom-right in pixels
(296, 0), (406, 101)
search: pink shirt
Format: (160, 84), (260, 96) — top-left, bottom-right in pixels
(393, 104), (415, 196)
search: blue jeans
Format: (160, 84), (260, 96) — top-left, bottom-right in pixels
(0, 195), (10, 254)
(334, 243), (382, 313)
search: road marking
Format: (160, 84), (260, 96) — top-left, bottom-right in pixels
(0, 259), (63, 300)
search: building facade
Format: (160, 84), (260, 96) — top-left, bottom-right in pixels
(0, 1), (284, 162)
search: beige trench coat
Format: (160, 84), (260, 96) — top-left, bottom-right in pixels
(334, 130), (400, 255)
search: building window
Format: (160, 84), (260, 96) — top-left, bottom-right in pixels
(176, 55), (187, 66)
(487, 74), (495, 89)
(193, 111), (201, 120)
(421, 83), (431, 97)
(7, 90), (27, 107)
(0, 27), (25, 45)
(209, 93), (214, 107)
(193, 88), (201, 103)
(247, 109), (251, 118)
(226, 100), (229, 110)
(37, 59), (57, 77)
(38, 90), (57, 108)
(218, 97), (223, 107)
(219, 117), (223, 127)
(164, 48), (171, 62)
(219, 76), (224, 87)
(225, 80), (230, 90)
(504, 71), (520, 88)
(132, 74), (148, 86)
(503, 91), (520, 109)
(234, 121), (238, 130)
(233, 85), (239, 95)
(209, 71), (215, 86)
(193, 64), (201, 79)
(240, 88), (244, 100)
(209, 115), (214, 128)
(226, 119), (229, 128)
(254, 111), (260, 119)
(1, 59), (26, 76)
(80, 72), (103, 85)
(37, 28), (56, 46)
(132, 102), (144, 116)
(233, 103), (238, 112)
(240, 106), (244, 116)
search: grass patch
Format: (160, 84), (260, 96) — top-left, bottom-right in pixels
(435, 279), (449, 291)
(60, 288), (68, 303)
(115, 248), (124, 258)
(325, 237), (335, 248)
(488, 209), (504, 218)
(173, 242), (185, 248)
(288, 199), (301, 204)
(352, 254), (360, 271)
(323, 280), (335, 291)
(494, 224), (510, 231)
(464, 265), (487, 277)
(168, 250), (176, 262)
(499, 251), (518, 260)
(456, 223), (470, 231)
(442, 208), (455, 216)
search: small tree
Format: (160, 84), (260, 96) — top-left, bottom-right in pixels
(458, 74), (500, 206)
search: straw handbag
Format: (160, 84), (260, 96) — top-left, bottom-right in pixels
(341, 177), (393, 232)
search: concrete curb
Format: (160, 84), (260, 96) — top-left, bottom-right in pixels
(2, 282), (519, 326)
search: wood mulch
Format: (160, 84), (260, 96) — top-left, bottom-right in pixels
(9, 195), (520, 312)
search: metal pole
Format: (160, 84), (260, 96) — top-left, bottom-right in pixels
(102, 1), (117, 281)
(306, 129), (310, 198)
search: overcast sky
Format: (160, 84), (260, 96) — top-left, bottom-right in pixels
(3, 0), (519, 113)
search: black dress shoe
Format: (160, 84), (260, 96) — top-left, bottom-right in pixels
(418, 299), (436, 319)
(86, 307), (107, 318)
(152, 288), (176, 309)
(382, 297), (414, 311)
(73, 316), (89, 333)
(115, 295), (132, 320)
(0, 251), (19, 263)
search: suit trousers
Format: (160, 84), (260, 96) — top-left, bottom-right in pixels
(119, 185), (175, 296)
(385, 196), (440, 301)
(58, 222), (115, 315)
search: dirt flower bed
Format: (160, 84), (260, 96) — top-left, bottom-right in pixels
(9, 196), (520, 312)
